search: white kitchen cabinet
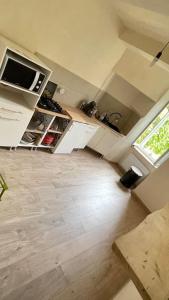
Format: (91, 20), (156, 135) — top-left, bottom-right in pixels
(0, 88), (33, 147)
(95, 130), (120, 155)
(75, 123), (98, 149)
(53, 121), (98, 154)
(88, 127), (106, 150)
(88, 126), (123, 157)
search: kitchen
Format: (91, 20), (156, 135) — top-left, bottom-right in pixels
(0, 1), (169, 298)
(0, 35), (155, 159)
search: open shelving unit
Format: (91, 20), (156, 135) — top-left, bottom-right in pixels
(35, 106), (70, 120)
(0, 35), (53, 149)
(18, 106), (71, 151)
(25, 129), (45, 134)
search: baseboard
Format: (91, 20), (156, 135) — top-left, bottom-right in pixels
(132, 191), (150, 214)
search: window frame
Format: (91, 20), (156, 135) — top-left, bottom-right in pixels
(133, 101), (169, 167)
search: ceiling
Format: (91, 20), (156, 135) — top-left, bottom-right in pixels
(112, 0), (169, 43)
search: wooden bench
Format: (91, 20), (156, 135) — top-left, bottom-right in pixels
(113, 204), (169, 300)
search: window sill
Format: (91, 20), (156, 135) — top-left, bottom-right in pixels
(132, 145), (157, 169)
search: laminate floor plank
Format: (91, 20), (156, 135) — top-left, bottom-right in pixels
(0, 148), (147, 300)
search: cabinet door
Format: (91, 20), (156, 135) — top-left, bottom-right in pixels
(77, 124), (98, 149)
(54, 122), (79, 154)
(0, 95), (33, 147)
(88, 127), (106, 149)
(95, 130), (120, 156)
(54, 122), (98, 154)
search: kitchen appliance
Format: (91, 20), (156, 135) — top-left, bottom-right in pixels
(0, 51), (45, 93)
(81, 101), (97, 117)
(96, 111), (122, 133)
(38, 97), (63, 113)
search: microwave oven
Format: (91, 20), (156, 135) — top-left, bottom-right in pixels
(0, 52), (46, 93)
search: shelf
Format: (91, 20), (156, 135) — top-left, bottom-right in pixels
(0, 86), (33, 113)
(18, 143), (38, 147)
(26, 129), (45, 134)
(0, 80), (39, 97)
(35, 106), (70, 120)
(39, 144), (55, 149)
(18, 143), (54, 149)
(47, 129), (63, 134)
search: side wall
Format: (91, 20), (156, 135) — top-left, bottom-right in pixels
(135, 159), (169, 212)
(37, 54), (100, 107)
(0, 0), (125, 89)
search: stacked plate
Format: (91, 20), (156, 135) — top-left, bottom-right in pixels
(20, 132), (37, 145)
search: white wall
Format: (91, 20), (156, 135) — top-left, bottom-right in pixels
(105, 74), (154, 117)
(0, 0), (125, 88)
(135, 159), (169, 212)
(105, 89), (169, 162)
(114, 49), (169, 101)
(120, 29), (169, 65)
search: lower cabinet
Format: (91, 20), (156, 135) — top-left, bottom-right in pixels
(53, 121), (98, 154)
(0, 90), (33, 147)
(88, 126), (123, 157)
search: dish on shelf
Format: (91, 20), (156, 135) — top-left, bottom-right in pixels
(27, 111), (45, 132)
(50, 117), (69, 133)
(21, 132), (38, 145)
(50, 122), (59, 131)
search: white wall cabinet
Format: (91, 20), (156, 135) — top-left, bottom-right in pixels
(54, 121), (98, 154)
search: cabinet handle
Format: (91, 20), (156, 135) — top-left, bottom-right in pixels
(0, 115), (20, 121)
(0, 107), (22, 114)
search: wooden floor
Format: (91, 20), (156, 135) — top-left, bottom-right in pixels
(0, 148), (147, 300)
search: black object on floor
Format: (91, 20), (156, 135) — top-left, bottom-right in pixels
(120, 166), (143, 189)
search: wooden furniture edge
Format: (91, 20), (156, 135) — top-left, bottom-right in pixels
(35, 107), (71, 120)
(112, 242), (151, 300)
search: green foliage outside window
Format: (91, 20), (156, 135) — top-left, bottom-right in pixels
(136, 116), (161, 145)
(144, 119), (169, 156)
(135, 104), (169, 159)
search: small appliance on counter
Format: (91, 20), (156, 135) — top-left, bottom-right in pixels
(0, 50), (46, 93)
(96, 111), (122, 133)
(80, 100), (97, 117)
(38, 97), (63, 113)
(37, 80), (65, 114)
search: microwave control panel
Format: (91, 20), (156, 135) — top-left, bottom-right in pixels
(32, 73), (46, 93)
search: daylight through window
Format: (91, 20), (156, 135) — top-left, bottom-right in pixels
(134, 103), (169, 165)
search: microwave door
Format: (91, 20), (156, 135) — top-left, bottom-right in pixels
(1, 57), (37, 90)
(29, 71), (40, 91)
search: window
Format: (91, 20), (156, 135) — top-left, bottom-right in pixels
(134, 103), (169, 166)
